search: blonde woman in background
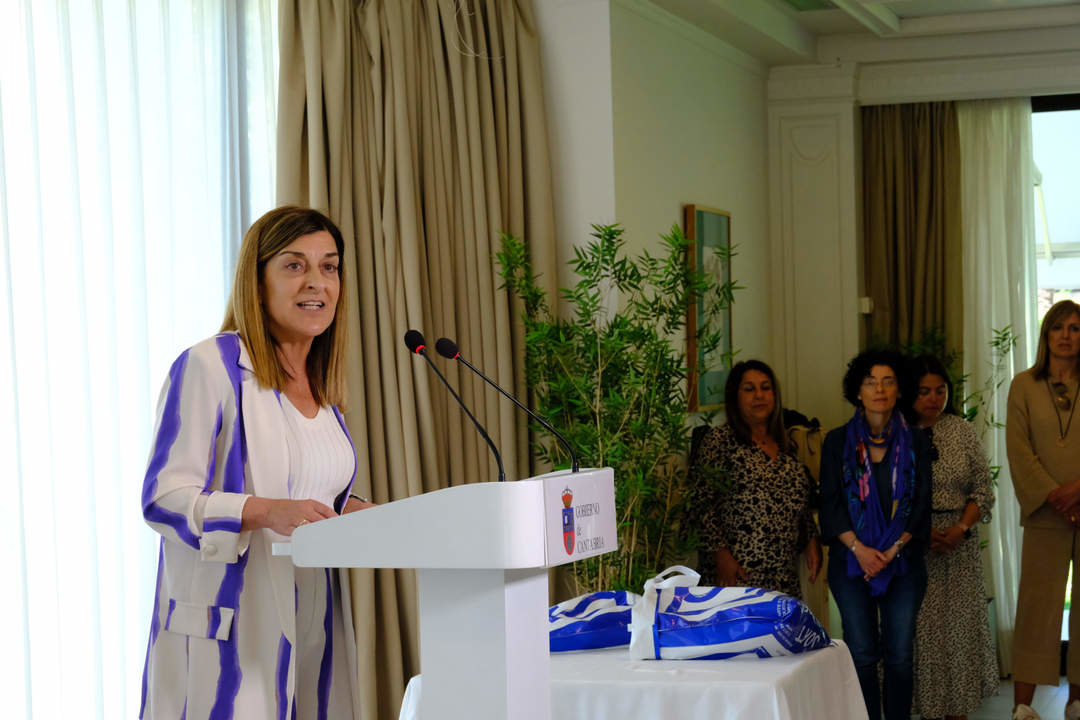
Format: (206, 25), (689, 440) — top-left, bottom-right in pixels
(1009, 299), (1080, 720)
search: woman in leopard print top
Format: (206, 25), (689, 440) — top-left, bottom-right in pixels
(691, 360), (821, 598)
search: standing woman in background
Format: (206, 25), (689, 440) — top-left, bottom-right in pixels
(908, 355), (998, 720)
(140, 206), (374, 719)
(1008, 299), (1080, 720)
(819, 349), (932, 720)
(692, 359), (821, 598)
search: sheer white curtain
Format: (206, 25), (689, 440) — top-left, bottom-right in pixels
(957, 97), (1038, 677)
(0, 1), (277, 716)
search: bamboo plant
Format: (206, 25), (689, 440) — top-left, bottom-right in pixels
(497, 223), (738, 593)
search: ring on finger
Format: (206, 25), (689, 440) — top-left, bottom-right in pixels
(298, 519), (309, 526)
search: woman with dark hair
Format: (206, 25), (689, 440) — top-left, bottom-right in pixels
(1007, 299), (1080, 720)
(819, 348), (932, 720)
(692, 359), (821, 597)
(909, 355), (998, 720)
(140, 206), (374, 719)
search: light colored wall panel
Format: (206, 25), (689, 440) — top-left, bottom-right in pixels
(769, 99), (861, 429)
(610, 0), (772, 365)
(533, 0), (617, 290)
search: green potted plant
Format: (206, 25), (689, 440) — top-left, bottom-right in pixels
(497, 223), (738, 594)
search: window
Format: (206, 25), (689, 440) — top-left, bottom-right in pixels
(1032, 95), (1080, 323)
(1031, 93), (1080, 643)
(1, 1), (277, 716)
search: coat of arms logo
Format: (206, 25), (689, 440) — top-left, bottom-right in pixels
(561, 487), (574, 555)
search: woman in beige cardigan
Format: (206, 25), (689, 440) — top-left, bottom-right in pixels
(1008, 299), (1080, 720)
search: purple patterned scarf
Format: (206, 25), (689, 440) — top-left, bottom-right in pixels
(842, 409), (916, 596)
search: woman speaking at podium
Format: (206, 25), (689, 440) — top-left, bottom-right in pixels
(139, 206), (374, 719)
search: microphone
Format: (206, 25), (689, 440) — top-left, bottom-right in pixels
(435, 337), (580, 473)
(404, 330), (506, 482)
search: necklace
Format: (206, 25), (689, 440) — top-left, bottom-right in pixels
(1046, 378), (1080, 448)
(866, 423), (891, 448)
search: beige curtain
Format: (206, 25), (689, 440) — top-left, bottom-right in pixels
(862, 102), (963, 351)
(276, 1), (558, 717)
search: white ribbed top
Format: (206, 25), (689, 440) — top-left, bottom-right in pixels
(280, 395), (354, 509)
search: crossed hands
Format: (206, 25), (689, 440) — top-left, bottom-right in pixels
(1048, 480), (1080, 529)
(929, 525), (966, 554)
(853, 542), (898, 581)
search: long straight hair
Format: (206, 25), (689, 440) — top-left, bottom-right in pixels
(221, 206), (348, 408)
(724, 360), (789, 452)
(1032, 299), (1080, 380)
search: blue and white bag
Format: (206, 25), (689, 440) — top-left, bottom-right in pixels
(549, 590), (640, 652)
(628, 566), (831, 660)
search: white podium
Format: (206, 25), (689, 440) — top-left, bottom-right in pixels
(275, 467), (618, 720)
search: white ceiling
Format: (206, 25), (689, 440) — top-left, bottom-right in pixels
(650, 0), (1080, 66)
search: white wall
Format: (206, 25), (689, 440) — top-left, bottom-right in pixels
(533, 0), (774, 392)
(532, 0), (617, 291)
(609, 0), (773, 367)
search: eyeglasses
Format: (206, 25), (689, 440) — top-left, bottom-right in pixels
(861, 377), (897, 390)
(1052, 382), (1072, 411)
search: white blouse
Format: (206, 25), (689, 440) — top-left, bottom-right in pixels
(280, 394), (355, 508)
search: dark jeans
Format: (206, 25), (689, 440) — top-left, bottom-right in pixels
(827, 547), (927, 720)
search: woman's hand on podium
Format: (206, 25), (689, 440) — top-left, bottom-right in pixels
(343, 496), (377, 514)
(241, 497), (337, 535)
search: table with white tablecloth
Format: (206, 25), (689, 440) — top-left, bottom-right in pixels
(399, 640), (868, 720)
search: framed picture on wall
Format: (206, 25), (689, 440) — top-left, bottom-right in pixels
(685, 204), (732, 412)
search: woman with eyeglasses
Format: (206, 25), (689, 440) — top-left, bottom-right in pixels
(819, 349), (932, 720)
(908, 355), (998, 720)
(1007, 299), (1080, 720)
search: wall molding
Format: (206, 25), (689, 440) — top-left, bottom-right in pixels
(768, 51), (1080, 107)
(858, 51), (1080, 106)
(768, 63), (857, 103)
(614, 0), (766, 77)
(818, 23), (1080, 65)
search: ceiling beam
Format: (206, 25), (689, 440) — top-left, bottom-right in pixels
(899, 6), (1080, 38)
(818, 25), (1080, 64)
(650, 0), (816, 64)
(829, 0), (900, 36)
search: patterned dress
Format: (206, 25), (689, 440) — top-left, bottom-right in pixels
(913, 413), (999, 718)
(692, 424), (818, 598)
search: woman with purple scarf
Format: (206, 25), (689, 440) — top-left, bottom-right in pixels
(820, 349), (932, 720)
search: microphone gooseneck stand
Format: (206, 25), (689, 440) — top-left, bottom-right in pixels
(404, 330), (506, 482)
(434, 336), (580, 473)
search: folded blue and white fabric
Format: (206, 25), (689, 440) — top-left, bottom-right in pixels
(549, 590), (641, 652)
(628, 566), (831, 660)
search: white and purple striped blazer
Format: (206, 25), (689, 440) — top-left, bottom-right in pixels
(139, 332), (359, 719)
